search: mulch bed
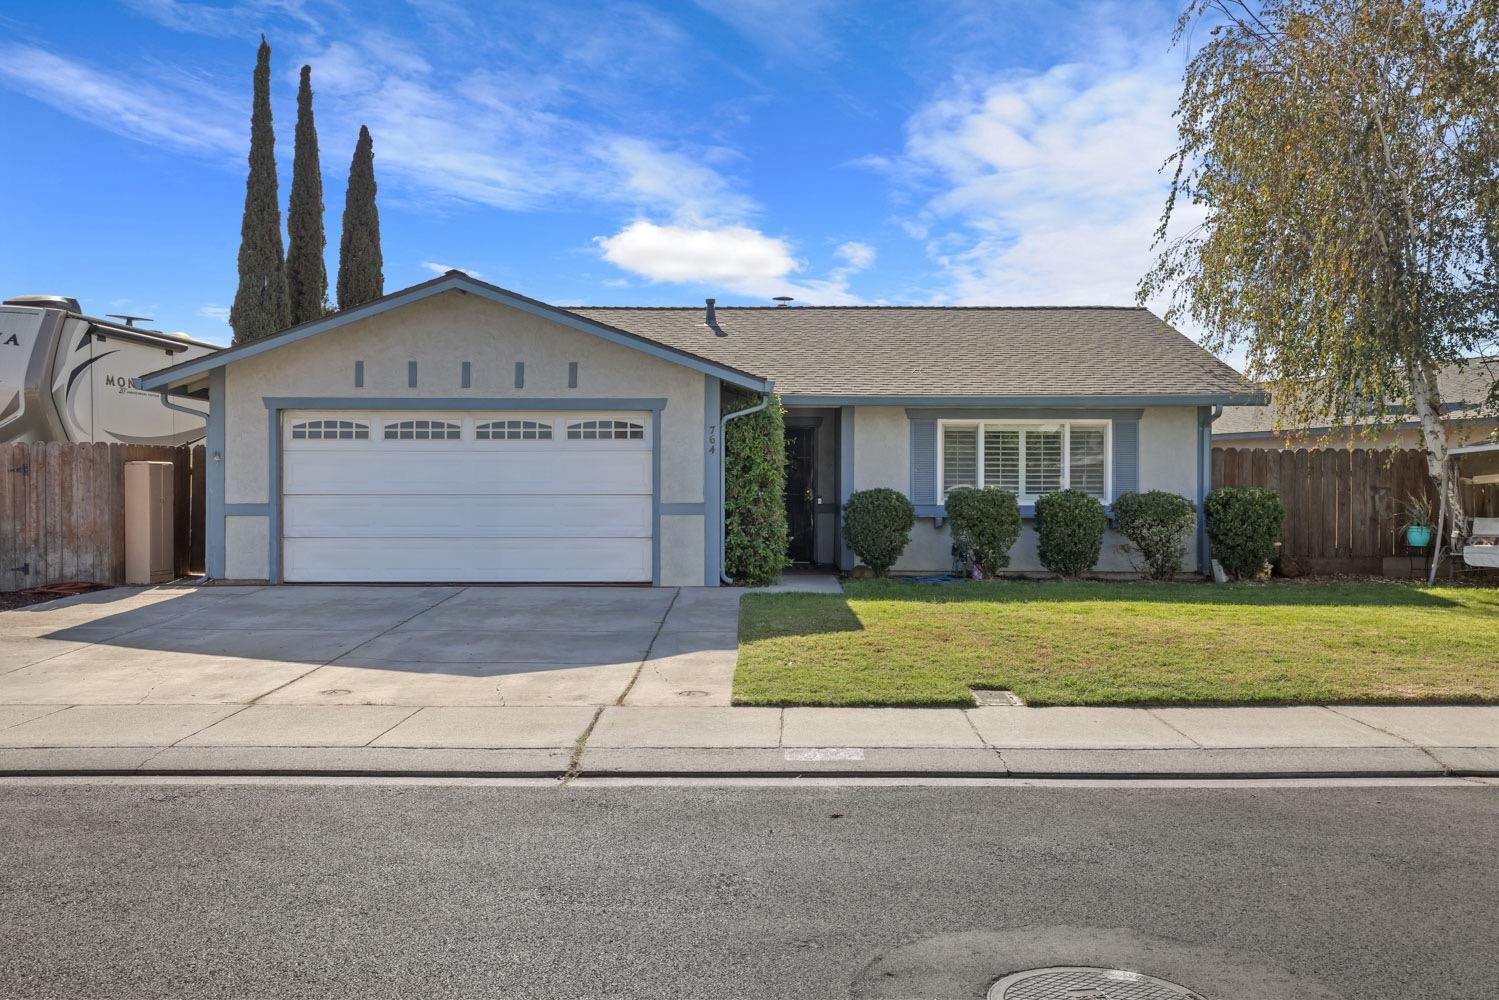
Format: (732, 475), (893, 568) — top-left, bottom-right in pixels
(0, 582), (113, 612)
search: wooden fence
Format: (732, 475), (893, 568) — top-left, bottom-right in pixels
(1212, 447), (1497, 575)
(2, 442), (206, 592)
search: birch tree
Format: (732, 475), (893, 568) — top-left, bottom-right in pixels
(1142, 0), (1499, 568)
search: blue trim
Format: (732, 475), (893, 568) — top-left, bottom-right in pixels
(138, 272), (772, 393)
(568, 362), (578, 389)
(702, 375), (722, 585)
(1197, 406), (1218, 575)
(651, 409), (661, 586)
(262, 396), (668, 411)
(1111, 418), (1140, 499)
(786, 393), (1265, 407)
(514, 362), (524, 389)
(205, 368), (226, 578)
(909, 416), (937, 505)
(407, 361), (418, 388)
(904, 407), (1145, 421)
(461, 361), (471, 389)
(224, 503), (269, 516)
(267, 408), (283, 582)
(353, 360), (364, 388)
(661, 502), (705, 515)
(838, 406), (855, 570)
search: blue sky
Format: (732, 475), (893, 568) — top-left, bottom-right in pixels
(0, 0), (1201, 346)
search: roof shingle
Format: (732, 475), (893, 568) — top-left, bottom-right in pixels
(567, 305), (1250, 399)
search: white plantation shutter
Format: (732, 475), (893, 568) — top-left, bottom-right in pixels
(942, 425), (977, 495)
(1069, 426), (1107, 499)
(1023, 428), (1063, 496)
(983, 427), (1020, 493)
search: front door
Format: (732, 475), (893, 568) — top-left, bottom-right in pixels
(784, 425), (817, 565)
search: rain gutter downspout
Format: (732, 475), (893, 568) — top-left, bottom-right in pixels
(155, 388), (210, 421)
(719, 384), (773, 585)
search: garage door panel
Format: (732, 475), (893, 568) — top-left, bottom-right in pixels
(283, 537), (652, 583)
(284, 494), (652, 538)
(279, 409), (655, 583)
(283, 450), (651, 495)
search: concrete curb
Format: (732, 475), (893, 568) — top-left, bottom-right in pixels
(1, 744), (1494, 779)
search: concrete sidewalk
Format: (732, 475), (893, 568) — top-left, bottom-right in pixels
(1, 703), (1495, 779)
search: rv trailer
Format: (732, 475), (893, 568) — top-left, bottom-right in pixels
(0, 295), (217, 445)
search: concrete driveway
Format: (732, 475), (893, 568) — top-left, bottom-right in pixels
(0, 585), (746, 708)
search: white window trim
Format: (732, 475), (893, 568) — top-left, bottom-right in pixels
(936, 418), (1111, 504)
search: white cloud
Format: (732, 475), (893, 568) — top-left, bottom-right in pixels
(419, 261), (482, 278)
(596, 221), (795, 288)
(123, 0), (323, 36)
(885, 41), (1201, 308)
(0, 45), (241, 156)
(197, 304), (230, 324)
(690, 0), (843, 62)
(600, 137), (756, 226)
(594, 221), (864, 304)
(834, 240), (875, 270)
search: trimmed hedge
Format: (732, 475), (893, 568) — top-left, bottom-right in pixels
(1204, 486), (1285, 580)
(722, 391), (788, 585)
(945, 487), (1022, 578)
(1113, 490), (1196, 580)
(1034, 488), (1107, 577)
(843, 488), (915, 576)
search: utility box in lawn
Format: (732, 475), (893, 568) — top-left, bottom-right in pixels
(124, 461), (174, 585)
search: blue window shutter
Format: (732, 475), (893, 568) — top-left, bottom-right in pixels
(1112, 419), (1139, 499)
(909, 418), (936, 504)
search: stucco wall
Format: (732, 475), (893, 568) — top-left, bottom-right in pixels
(852, 404), (1203, 576)
(219, 290), (708, 584)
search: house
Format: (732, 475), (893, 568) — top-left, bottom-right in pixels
(138, 271), (1257, 586)
(1214, 357), (1499, 449)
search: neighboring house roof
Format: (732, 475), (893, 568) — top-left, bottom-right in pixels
(140, 271), (1259, 404)
(568, 304), (1254, 402)
(1215, 357), (1499, 439)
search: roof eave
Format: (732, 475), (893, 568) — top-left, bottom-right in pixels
(780, 391), (1268, 407)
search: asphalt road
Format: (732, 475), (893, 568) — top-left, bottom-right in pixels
(0, 780), (1494, 999)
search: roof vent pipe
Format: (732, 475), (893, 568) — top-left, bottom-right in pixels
(705, 298), (717, 325)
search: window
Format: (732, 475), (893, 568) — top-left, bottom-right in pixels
(291, 419), (368, 440)
(383, 419), (461, 441)
(567, 419), (644, 440)
(939, 421), (1109, 503)
(476, 419), (552, 441)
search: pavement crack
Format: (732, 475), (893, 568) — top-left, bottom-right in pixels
(613, 588), (680, 707)
(246, 587), (470, 706)
(361, 707), (424, 747)
(560, 706), (605, 786)
(1325, 706), (1452, 775)
(1146, 708), (1203, 748)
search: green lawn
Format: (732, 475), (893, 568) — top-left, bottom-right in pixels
(733, 579), (1499, 707)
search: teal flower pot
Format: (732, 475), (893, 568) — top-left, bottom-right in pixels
(1406, 525), (1433, 548)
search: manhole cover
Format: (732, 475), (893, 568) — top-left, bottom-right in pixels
(990, 967), (1205, 1000)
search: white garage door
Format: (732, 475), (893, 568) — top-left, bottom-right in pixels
(281, 410), (652, 583)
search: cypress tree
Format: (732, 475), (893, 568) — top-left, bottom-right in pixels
(229, 35), (290, 345)
(285, 64), (327, 325)
(336, 125), (383, 309)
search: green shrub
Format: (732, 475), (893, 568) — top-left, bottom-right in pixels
(843, 488), (915, 576)
(945, 487), (1022, 577)
(1034, 488), (1108, 577)
(1204, 486), (1285, 580)
(1113, 490), (1197, 580)
(722, 391), (788, 585)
